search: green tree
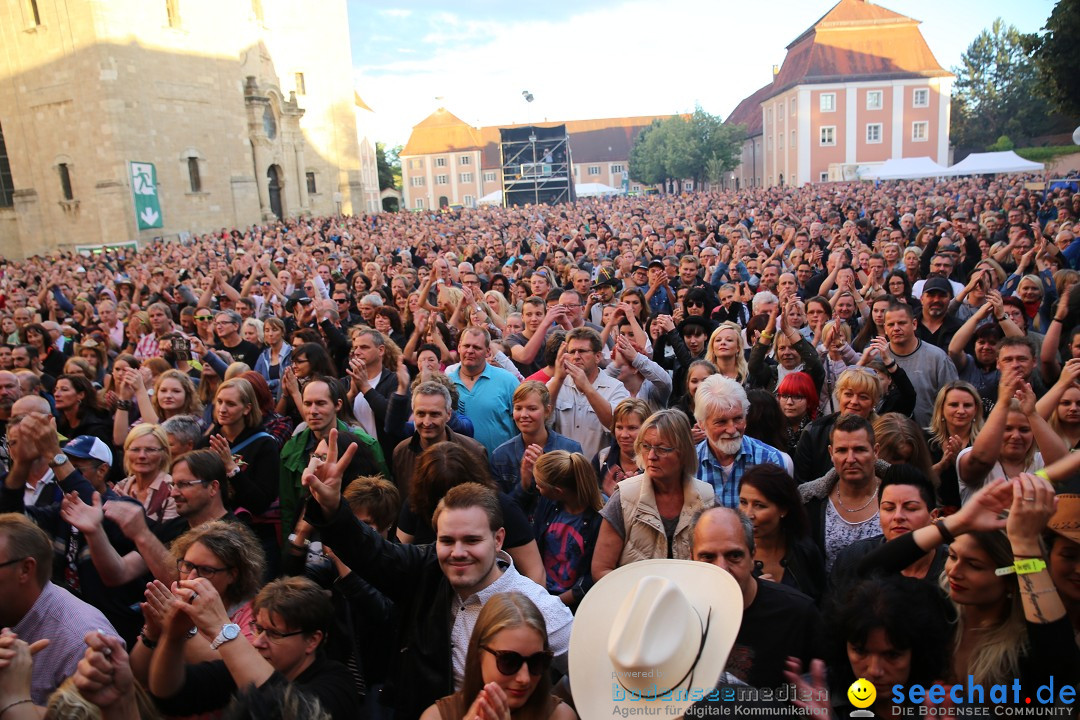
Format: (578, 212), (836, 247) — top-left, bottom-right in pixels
(629, 108), (744, 189)
(1029, 0), (1080, 117)
(951, 19), (1055, 152)
(376, 142), (402, 191)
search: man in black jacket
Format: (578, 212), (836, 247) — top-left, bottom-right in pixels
(301, 433), (573, 720)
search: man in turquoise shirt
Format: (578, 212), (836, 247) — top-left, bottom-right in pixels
(447, 327), (519, 453)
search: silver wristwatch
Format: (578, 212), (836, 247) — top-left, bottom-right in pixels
(210, 622), (241, 650)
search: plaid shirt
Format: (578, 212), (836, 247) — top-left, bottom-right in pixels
(696, 436), (786, 509)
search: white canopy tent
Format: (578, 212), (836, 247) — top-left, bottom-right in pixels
(574, 182), (623, 197)
(862, 157), (949, 180)
(944, 151), (1044, 176)
(477, 183), (622, 206)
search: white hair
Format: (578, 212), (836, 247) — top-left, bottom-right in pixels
(693, 375), (749, 427)
(751, 290), (779, 314)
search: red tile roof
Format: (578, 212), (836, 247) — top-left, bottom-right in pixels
(725, 83), (772, 138)
(401, 108), (484, 156)
(722, 0), (954, 120)
(766, 0), (951, 99)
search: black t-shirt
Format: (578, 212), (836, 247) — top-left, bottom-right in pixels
(724, 580), (821, 689)
(397, 491), (534, 549)
(154, 651), (359, 720)
(216, 338), (261, 369)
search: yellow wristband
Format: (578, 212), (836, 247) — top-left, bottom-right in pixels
(1034, 469), (1050, 481)
(995, 558), (1047, 576)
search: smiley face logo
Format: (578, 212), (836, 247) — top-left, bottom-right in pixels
(847, 678), (876, 709)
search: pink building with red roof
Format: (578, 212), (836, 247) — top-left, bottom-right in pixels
(727, 0), (953, 188)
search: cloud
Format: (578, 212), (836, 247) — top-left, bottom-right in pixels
(352, 0), (1049, 147)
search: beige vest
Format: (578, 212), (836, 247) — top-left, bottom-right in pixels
(617, 473), (715, 565)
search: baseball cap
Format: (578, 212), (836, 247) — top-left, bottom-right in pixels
(923, 277), (954, 296)
(63, 435), (113, 467)
(648, 259), (664, 269)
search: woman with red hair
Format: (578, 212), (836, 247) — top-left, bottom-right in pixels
(775, 371), (818, 457)
(241, 370), (293, 448)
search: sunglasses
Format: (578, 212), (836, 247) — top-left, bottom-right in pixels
(481, 646), (553, 677)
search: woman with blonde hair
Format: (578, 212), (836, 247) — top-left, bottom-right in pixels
(958, 372), (1067, 504)
(592, 409), (713, 580)
(113, 367), (203, 446)
(420, 592), (574, 720)
(927, 381), (984, 509)
(199, 377), (281, 567)
(485, 289), (513, 323)
(241, 317), (265, 348)
(520, 451), (604, 606)
(115, 424), (175, 524)
(704, 321), (748, 384)
(793, 366), (882, 484)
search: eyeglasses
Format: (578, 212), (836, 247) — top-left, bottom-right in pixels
(249, 622), (305, 643)
(172, 479), (207, 490)
(0, 556), (27, 570)
(481, 646), (553, 677)
(176, 559), (231, 578)
(639, 442), (677, 457)
(214, 320), (236, 326)
(778, 394), (806, 402)
(334, 297), (349, 303)
(129, 446), (164, 455)
(686, 300), (705, 308)
(195, 315), (213, 321)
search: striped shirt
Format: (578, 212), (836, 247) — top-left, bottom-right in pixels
(695, 436), (787, 509)
(13, 582), (116, 704)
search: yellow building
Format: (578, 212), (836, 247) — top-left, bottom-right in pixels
(0, 0), (376, 258)
(401, 108), (670, 210)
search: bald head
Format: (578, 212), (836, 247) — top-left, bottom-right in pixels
(11, 395), (50, 417)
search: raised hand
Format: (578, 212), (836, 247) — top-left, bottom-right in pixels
(301, 428), (358, 515)
(1006, 473), (1056, 551)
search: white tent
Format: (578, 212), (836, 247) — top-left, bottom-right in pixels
(477, 189), (502, 205)
(862, 157), (949, 180)
(574, 182), (622, 197)
(945, 151), (1044, 176)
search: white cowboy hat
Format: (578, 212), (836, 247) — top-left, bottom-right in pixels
(569, 559), (743, 720)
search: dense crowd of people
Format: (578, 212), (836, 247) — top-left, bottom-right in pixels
(1, 173), (1080, 719)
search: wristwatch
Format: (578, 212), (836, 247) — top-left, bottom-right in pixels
(210, 623), (241, 650)
(48, 453), (68, 468)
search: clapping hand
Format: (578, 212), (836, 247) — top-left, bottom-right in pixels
(464, 682), (512, 720)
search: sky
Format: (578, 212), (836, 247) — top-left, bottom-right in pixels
(347, 0), (1054, 148)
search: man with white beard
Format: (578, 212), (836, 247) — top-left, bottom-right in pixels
(693, 375), (786, 509)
